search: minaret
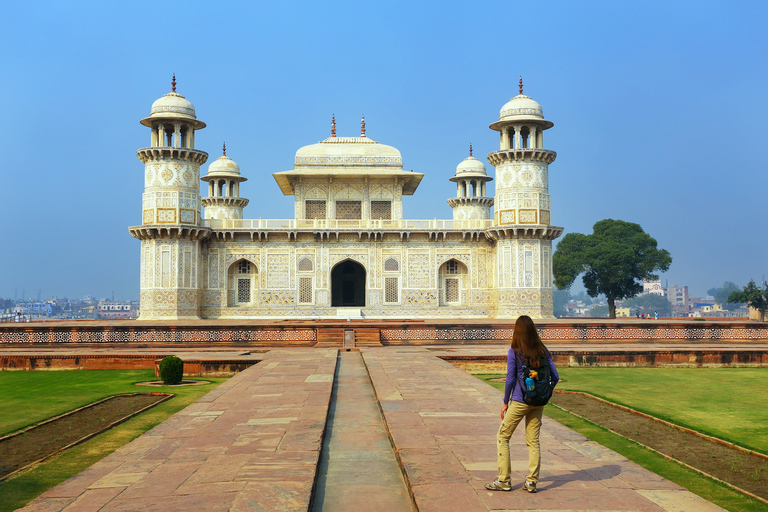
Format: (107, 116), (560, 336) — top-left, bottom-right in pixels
(201, 143), (249, 220)
(128, 76), (210, 320)
(447, 144), (493, 221)
(486, 78), (563, 318)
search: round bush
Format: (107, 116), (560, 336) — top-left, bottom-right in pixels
(159, 356), (184, 385)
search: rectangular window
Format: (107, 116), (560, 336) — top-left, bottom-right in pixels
(385, 277), (399, 303)
(336, 201), (362, 219)
(299, 277), (313, 304)
(445, 278), (459, 303)
(237, 278), (251, 304)
(371, 201), (392, 220)
(305, 200), (326, 219)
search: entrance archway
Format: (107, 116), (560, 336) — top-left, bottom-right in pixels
(331, 260), (366, 307)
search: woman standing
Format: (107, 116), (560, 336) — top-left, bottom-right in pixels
(486, 315), (559, 493)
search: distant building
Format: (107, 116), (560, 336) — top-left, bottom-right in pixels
(97, 300), (139, 319)
(666, 284), (689, 314)
(643, 280), (665, 296)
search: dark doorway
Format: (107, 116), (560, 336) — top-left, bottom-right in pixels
(331, 260), (366, 307)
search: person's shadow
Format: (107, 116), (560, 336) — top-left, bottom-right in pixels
(530, 464), (623, 491)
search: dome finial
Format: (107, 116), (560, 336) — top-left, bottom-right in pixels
(222, 142), (226, 156)
(519, 76), (523, 95)
(331, 114), (336, 137)
(469, 143), (473, 157)
(361, 115), (366, 138)
(172, 73), (177, 93)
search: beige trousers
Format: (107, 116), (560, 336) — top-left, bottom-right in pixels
(496, 400), (544, 483)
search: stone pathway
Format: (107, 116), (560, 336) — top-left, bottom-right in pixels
(19, 346), (728, 511)
(363, 347), (726, 512)
(311, 350), (413, 511)
(20, 349), (337, 512)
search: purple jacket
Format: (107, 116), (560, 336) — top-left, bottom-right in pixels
(503, 347), (559, 405)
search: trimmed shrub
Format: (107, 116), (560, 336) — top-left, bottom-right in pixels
(159, 356), (184, 385)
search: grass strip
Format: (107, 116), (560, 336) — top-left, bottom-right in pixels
(0, 369), (167, 436)
(554, 367), (768, 455)
(476, 373), (768, 512)
(0, 370), (227, 512)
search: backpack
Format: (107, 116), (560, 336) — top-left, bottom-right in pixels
(520, 356), (554, 406)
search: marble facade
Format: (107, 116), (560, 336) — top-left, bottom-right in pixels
(129, 79), (563, 319)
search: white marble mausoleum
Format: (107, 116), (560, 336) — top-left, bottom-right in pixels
(129, 78), (563, 320)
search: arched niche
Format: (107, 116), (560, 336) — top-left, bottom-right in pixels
(331, 259), (366, 307)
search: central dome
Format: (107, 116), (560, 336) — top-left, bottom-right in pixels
(295, 137), (402, 168)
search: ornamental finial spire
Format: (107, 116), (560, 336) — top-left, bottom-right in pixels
(172, 74), (177, 93)
(222, 142), (226, 156)
(519, 76), (523, 95)
(361, 115), (366, 137)
(469, 143), (473, 157)
(331, 114), (336, 137)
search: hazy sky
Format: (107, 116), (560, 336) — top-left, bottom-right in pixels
(1, 1), (766, 301)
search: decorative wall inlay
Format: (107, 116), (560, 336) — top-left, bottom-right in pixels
(260, 291), (294, 306)
(267, 254), (290, 289)
(519, 209), (537, 224)
(157, 208), (177, 223)
(407, 253), (430, 288)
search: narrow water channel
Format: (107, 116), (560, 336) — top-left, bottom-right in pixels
(311, 350), (415, 511)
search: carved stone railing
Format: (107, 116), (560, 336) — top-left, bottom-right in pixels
(202, 218), (494, 231)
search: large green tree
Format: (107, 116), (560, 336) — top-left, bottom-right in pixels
(728, 280), (768, 321)
(553, 219), (672, 318)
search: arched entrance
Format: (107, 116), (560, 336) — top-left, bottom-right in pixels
(331, 260), (366, 307)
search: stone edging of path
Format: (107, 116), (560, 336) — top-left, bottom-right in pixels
(135, 380), (210, 387)
(553, 390), (768, 506)
(0, 393), (173, 483)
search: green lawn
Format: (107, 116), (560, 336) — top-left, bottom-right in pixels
(0, 369), (171, 436)
(554, 367), (768, 455)
(0, 369), (228, 512)
(475, 368), (768, 512)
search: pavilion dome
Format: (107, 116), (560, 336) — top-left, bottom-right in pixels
(498, 94), (545, 122)
(150, 92), (197, 120)
(207, 154), (241, 177)
(455, 155), (487, 177)
(490, 79), (553, 131)
(140, 77), (205, 128)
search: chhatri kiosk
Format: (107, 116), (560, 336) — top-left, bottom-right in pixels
(129, 78), (563, 320)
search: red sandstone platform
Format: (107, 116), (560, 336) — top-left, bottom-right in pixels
(19, 347), (726, 512)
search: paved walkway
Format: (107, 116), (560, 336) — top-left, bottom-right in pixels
(20, 347), (726, 511)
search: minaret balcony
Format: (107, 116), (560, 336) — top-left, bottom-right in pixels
(485, 225), (563, 241)
(128, 224), (211, 241)
(487, 148), (556, 166)
(137, 147), (209, 165)
(201, 197), (250, 207)
(447, 197), (494, 208)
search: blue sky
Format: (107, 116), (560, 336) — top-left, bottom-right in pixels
(1, 0), (766, 301)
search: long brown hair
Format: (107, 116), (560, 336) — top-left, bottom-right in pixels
(511, 315), (548, 365)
